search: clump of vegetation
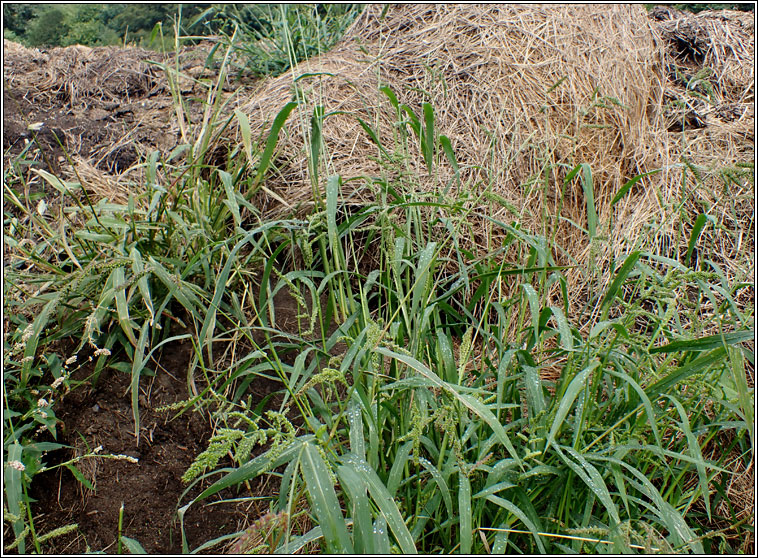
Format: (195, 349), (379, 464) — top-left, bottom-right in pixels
(192, 4), (363, 77)
(3, 4), (753, 555)
(2, 4), (207, 47)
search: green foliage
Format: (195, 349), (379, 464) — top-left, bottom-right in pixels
(194, 4), (363, 77)
(3, 3), (207, 48)
(3, 12), (753, 554)
(25, 8), (69, 47)
(176, 86), (753, 553)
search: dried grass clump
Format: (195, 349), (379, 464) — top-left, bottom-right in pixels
(231, 5), (669, 301)
(4, 43), (164, 108)
(229, 4), (752, 315)
(648, 7), (755, 293)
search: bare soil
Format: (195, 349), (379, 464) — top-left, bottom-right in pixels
(25, 338), (276, 554)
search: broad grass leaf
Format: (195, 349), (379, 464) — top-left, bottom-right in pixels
(555, 445), (621, 526)
(336, 461), (372, 554)
(5, 443), (26, 553)
(458, 473), (472, 554)
(341, 455), (417, 554)
(357, 117), (391, 160)
(112, 266), (137, 347)
(610, 170), (661, 206)
(373, 516), (390, 554)
(485, 495), (546, 553)
(310, 105), (325, 184)
(253, 100), (298, 184)
(386, 441), (413, 497)
(120, 536), (147, 554)
(195, 436), (314, 502)
(300, 443), (353, 553)
(549, 305), (574, 351)
(591, 455), (703, 552)
(418, 457), (453, 519)
(218, 169), (241, 227)
(347, 401), (366, 460)
(66, 463), (94, 491)
(422, 102), (435, 173)
(234, 109), (253, 167)
(649, 330), (753, 354)
(521, 283), (540, 348)
(685, 213), (708, 267)
(545, 361), (600, 453)
(131, 320), (150, 443)
(644, 347), (727, 397)
(130, 248), (154, 326)
(580, 164), (597, 240)
(664, 395), (712, 520)
(727, 347), (753, 443)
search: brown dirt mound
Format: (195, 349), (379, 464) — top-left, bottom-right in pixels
(2, 39), (250, 202)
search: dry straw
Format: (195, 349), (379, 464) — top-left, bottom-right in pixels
(225, 4), (752, 314)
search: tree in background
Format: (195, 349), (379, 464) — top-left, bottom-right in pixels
(25, 7), (70, 47)
(2, 3), (207, 48)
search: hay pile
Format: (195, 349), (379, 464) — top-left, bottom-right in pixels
(229, 4), (753, 312)
(2, 39), (239, 202)
(2, 40), (164, 107)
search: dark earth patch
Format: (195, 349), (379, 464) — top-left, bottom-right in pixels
(24, 338), (277, 554)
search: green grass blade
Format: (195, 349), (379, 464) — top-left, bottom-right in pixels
(418, 457), (453, 519)
(326, 174), (341, 260)
(727, 347), (754, 444)
(486, 495), (546, 553)
(21, 299), (56, 388)
(605, 369), (662, 448)
(580, 164), (597, 240)
(610, 170), (661, 206)
(649, 330), (753, 354)
(545, 361), (600, 453)
(387, 441), (413, 497)
(556, 445), (621, 526)
(593, 455), (703, 552)
(120, 536), (147, 554)
(458, 473), (472, 554)
(664, 395), (711, 520)
(253, 100), (298, 186)
(131, 320), (150, 444)
(130, 248), (155, 326)
(112, 266), (137, 347)
(373, 516), (390, 554)
(310, 105), (324, 186)
(600, 251), (641, 319)
(422, 102), (435, 173)
(439, 135), (459, 184)
(341, 456), (416, 554)
(5, 443), (26, 553)
(645, 347), (727, 397)
(196, 436), (313, 502)
(357, 117), (391, 160)
(549, 306), (574, 351)
(521, 283), (541, 349)
(685, 213), (707, 267)
(523, 364), (545, 418)
(235, 108), (253, 167)
(348, 401), (366, 461)
(337, 460), (373, 554)
(300, 443), (353, 553)
(218, 169), (241, 227)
